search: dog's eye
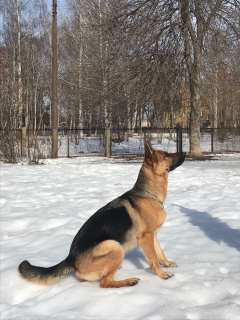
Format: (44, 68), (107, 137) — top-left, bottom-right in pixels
(165, 152), (170, 158)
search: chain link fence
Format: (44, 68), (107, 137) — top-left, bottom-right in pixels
(58, 128), (179, 157)
(0, 127), (240, 163)
(182, 128), (240, 153)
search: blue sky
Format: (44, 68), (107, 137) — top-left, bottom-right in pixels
(0, 0), (67, 42)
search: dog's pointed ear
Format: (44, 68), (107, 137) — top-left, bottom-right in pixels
(144, 140), (158, 166)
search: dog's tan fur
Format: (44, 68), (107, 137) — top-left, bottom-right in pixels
(19, 142), (185, 288)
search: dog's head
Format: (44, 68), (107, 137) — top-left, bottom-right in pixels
(144, 140), (186, 175)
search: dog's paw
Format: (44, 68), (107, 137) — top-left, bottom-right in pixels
(160, 271), (174, 279)
(129, 278), (140, 286)
(162, 261), (178, 268)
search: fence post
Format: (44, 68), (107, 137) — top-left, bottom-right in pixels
(176, 125), (183, 153)
(179, 126), (183, 153)
(67, 129), (70, 158)
(176, 127), (179, 152)
(21, 127), (27, 157)
(211, 128), (214, 153)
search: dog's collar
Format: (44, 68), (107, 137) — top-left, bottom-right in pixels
(145, 191), (164, 208)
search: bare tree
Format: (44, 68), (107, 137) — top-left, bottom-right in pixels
(117, 0), (240, 157)
(0, 0), (52, 161)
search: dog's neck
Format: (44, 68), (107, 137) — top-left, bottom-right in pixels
(133, 165), (168, 203)
(144, 190), (164, 208)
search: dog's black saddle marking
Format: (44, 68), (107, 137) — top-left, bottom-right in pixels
(69, 204), (133, 258)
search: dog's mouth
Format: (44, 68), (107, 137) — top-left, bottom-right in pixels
(169, 152), (186, 171)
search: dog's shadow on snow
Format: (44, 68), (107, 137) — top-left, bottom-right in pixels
(175, 205), (240, 252)
(124, 248), (147, 269)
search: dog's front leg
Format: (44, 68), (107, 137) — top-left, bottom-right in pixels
(138, 232), (174, 279)
(154, 236), (177, 267)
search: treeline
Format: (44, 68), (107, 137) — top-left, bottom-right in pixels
(0, 0), (240, 157)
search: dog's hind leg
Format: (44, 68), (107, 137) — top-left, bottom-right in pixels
(154, 236), (177, 267)
(75, 240), (140, 288)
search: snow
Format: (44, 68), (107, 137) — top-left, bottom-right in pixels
(1, 154), (240, 320)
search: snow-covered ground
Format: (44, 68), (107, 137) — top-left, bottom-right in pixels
(1, 154), (240, 320)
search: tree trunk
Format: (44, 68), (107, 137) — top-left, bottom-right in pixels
(126, 99), (132, 139)
(179, 0), (204, 158)
(16, 0), (23, 127)
(51, 0), (58, 158)
(189, 72), (202, 158)
(98, 0), (112, 157)
(78, 10), (84, 138)
(213, 59), (218, 128)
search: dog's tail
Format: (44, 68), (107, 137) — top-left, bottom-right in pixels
(18, 258), (74, 285)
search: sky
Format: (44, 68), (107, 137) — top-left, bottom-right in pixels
(0, 0), (67, 43)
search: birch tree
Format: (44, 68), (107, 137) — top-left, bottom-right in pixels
(118, 0), (240, 157)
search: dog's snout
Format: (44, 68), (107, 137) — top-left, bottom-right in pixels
(169, 151), (186, 172)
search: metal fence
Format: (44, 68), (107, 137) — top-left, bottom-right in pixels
(0, 127), (240, 162)
(41, 128), (179, 157)
(182, 128), (240, 153)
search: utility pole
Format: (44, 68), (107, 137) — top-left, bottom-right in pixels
(51, 0), (58, 158)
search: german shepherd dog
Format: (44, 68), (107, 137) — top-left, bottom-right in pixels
(19, 141), (186, 288)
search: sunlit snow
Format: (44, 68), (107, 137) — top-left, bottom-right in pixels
(1, 154), (240, 319)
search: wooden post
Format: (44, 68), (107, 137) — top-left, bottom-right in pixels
(51, 0), (58, 158)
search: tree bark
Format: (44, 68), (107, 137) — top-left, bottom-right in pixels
(16, 0), (23, 127)
(213, 61), (218, 129)
(98, 0), (112, 156)
(51, 0), (58, 158)
(180, 0), (203, 158)
(189, 72), (202, 158)
(78, 8), (84, 138)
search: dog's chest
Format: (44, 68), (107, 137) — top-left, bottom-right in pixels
(149, 208), (166, 232)
(135, 198), (166, 233)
